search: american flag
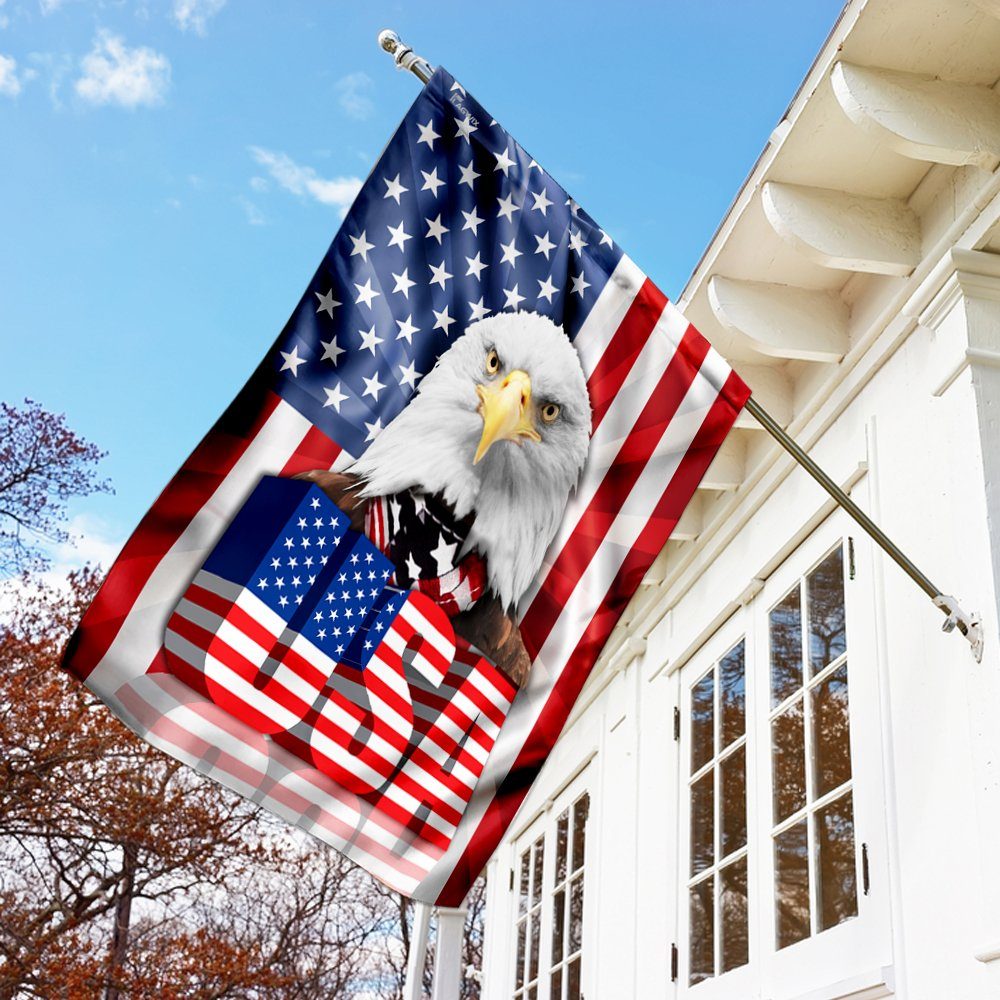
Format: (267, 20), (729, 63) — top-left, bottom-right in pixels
(64, 66), (750, 903)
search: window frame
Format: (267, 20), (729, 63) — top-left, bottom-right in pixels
(509, 768), (593, 1000)
(676, 516), (892, 997)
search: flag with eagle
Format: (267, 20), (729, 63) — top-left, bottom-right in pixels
(64, 66), (750, 904)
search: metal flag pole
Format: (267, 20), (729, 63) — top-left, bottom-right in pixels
(375, 30), (986, 664)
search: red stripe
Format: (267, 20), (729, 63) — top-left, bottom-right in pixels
(279, 423), (343, 476)
(64, 392), (284, 681)
(586, 279), (668, 431)
(435, 371), (749, 906)
(520, 322), (711, 660)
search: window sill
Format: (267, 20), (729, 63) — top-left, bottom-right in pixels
(778, 966), (894, 1000)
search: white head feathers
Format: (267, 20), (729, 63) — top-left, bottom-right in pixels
(348, 311), (592, 609)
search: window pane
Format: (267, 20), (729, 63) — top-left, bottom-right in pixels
(808, 547), (846, 673)
(720, 857), (749, 974)
(571, 794), (589, 873)
(569, 874), (584, 954)
(721, 640), (746, 748)
(515, 920), (526, 988)
(555, 810), (569, 885)
(691, 770), (715, 876)
(816, 793), (858, 932)
(567, 957), (581, 1000)
(812, 662), (852, 798)
(551, 888), (565, 965)
(691, 671), (715, 772)
(720, 747), (747, 858)
(689, 876), (714, 985)
(529, 911), (540, 982)
(518, 851), (530, 916)
(770, 586), (803, 707)
(528, 987), (537, 1000)
(772, 699), (806, 824)
(775, 820), (810, 950)
(550, 969), (562, 1000)
(531, 838), (544, 906)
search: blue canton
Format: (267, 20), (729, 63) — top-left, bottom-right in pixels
(269, 67), (624, 458)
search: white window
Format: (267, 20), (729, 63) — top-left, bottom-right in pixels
(676, 522), (892, 997)
(511, 773), (591, 1000)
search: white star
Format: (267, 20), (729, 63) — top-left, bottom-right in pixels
(279, 345), (307, 376)
(405, 553), (421, 583)
(429, 260), (453, 289)
(358, 324), (384, 355)
(398, 360), (421, 391)
(364, 418), (383, 442)
(569, 229), (588, 254)
(320, 336), (345, 365)
(383, 174), (408, 203)
(349, 230), (374, 262)
(396, 315), (419, 344)
(466, 252), (489, 280)
(497, 192), (520, 223)
(450, 80), (466, 96)
(566, 196), (581, 216)
(430, 536), (458, 575)
(534, 231), (556, 260)
(537, 275), (558, 304)
(433, 305), (456, 335)
(420, 166), (445, 197)
(416, 118), (440, 149)
(314, 289), (340, 317)
(458, 160), (480, 189)
(503, 284), (525, 310)
(270, 557), (281, 569)
(462, 207), (484, 235)
(386, 220), (412, 251)
(392, 267), (416, 299)
(494, 146), (515, 175)
(279, 595), (288, 607)
(499, 238), (522, 267)
(599, 229), (614, 247)
(469, 297), (491, 321)
(354, 278), (380, 308)
(531, 189), (553, 215)
(362, 371), (385, 401)
(455, 115), (476, 143)
(529, 159), (543, 171)
(425, 214), (449, 244)
(571, 271), (592, 297)
(257, 577), (268, 589)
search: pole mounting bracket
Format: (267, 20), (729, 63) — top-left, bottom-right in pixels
(378, 30), (433, 84)
(933, 594), (984, 662)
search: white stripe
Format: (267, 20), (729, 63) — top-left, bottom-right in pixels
(573, 254), (646, 379)
(88, 400), (313, 693)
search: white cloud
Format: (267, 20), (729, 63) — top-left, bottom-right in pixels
(39, 0), (66, 13)
(172, 0), (226, 35)
(335, 71), (374, 121)
(248, 146), (362, 217)
(0, 53), (21, 96)
(0, 514), (124, 624)
(237, 195), (265, 226)
(249, 175), (268, 193)
(75, 31), (170, 109)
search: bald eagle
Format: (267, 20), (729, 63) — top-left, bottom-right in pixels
(298, 310), (592, 687)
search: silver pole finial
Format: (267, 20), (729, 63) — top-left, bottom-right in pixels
(376, 28), (433, 85)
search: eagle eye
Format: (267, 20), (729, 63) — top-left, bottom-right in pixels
(540, 402), (561, 424)
(485, 348), (501, 376)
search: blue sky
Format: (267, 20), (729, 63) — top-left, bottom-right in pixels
(0, 0), (844, 565)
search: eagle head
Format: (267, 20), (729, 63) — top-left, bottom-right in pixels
(348, 310), (592, 610)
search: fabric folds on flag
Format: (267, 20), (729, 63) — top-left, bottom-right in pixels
(64, 66), (750, 904)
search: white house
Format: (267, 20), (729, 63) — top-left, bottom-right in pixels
(478, 0), (1000, 997)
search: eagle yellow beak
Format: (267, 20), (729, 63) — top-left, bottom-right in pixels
(474, 369), (541, 464)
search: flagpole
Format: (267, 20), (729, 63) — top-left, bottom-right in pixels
(374, 30), (984, 664)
